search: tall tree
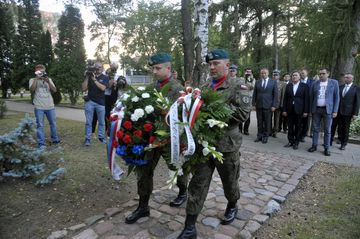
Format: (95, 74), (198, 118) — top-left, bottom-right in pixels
(51, 4), (86, 105)
(121, 0), (182, 73)
(87, 0), (130, 63)
(181, 0), (194, 82)
(39, 30), (54, 69)
(0, 2), (15, 98)
(12, 0), (44, 91)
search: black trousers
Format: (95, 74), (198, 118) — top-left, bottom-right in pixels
(337, 113), (352, 145)
(287, 108), (302, 145)
(300, 115), (309, 138)
(256, 108), (272, 138)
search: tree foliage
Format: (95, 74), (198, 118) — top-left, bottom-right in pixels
(121, 0), (182, 73)
(0, 2), (15, 98)
(87, 0), (130, 63)
(12, 0), (44, 92)
(51, 4), (86, 105)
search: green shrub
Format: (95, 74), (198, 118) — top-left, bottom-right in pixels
(350, 117), (360, 137)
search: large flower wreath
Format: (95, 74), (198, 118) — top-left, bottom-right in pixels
(164, 86), (233, 185)
(107, 85), (171, 180)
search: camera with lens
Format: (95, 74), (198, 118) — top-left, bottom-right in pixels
(35, 71), (48, 78)
(245, 73), (253, 83)
(85, 65), (97, 78)
(117, 76), (127, 88)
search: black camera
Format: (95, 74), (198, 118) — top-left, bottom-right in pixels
(85, 65), (97, 78)
(117, 76), (126, 87)
(35, 71), (48, 78)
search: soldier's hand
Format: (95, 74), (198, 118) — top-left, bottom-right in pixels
(332, 112), (337, 118)
(282, 112), (287, 117)
(303, 113), (308, 117)
(271, 107), (276, 112)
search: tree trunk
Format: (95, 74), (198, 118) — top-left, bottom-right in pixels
(181, 0), (194, 83)
(255, 10), (263, 72)
(192, 0), (209, 87)
(332, 0), (360, 80)
(272, 9), (279, 71)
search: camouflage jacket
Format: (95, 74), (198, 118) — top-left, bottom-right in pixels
(203, 75), (250, 152)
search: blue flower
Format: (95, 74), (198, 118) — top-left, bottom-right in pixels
(116, 145), (127, 156)
(132, 145), (144, 155)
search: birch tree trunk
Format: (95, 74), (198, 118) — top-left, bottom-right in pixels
(192, 0), (209, 87)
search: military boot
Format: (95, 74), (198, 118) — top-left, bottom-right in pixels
(221, 202), (238, 225)
(177, 214), (198, 239)
(170, 187), (187, 207)
(125, 195), (150, 224)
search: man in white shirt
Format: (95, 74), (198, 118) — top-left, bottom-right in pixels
(308, 68), (339, 156)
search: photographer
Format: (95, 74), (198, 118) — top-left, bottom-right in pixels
(104, 63), (121, 133)
(239, 68), (255, 135)
(82, 62), (109, 146)
(29, 64), (60, 149)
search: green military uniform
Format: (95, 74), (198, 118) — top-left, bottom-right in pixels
(186, 75), (248, 215)
(136, 76), (185, 197)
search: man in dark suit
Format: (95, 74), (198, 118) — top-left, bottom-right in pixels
(252, 68), (279, 144)
(300, 68), (314, 141)
(282, 71), (309, 149)
(337, 73), (359, 150)
(308, 68), (340, 156)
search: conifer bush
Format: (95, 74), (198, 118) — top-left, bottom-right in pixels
(0, 99), (7, 118)
(0, 115), (65, 185)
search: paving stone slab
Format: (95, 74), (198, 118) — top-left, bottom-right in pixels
(72, 229), (98, 239)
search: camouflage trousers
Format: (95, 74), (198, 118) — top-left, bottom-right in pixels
(186, 150), (241, 215)
(136, 149), (189, 197)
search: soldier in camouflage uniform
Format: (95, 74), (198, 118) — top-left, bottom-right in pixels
(239, 68), (255, 135)
(178, 49), (251, 239)
(125, 53), (187, 224)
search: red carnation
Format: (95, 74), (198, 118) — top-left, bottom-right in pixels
(122, 134), (132, 144)
(143, 123), (153, 132)
(123, 120), (133, 129)
(116, 130), (124, 139)
(149, 136), (156, 144)
(112, 140), (119, 148)
(133, 130), (143, 137)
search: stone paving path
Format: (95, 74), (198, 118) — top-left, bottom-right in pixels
(47, 147), (314, 239)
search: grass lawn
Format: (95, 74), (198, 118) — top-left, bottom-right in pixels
(255, 161), (360, 239)
(0, 111), (169, 239)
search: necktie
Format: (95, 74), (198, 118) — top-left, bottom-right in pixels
(262, 79), (266, 89)
(343, 85), (349, 97)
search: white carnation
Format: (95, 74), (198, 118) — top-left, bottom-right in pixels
(145, 105), (154, 114)
(141, 93), (150, 99)
(131, 114), (139, 122)
(131, 96), (140, 102)
(118, 111), (125, 119)
(134, 108), (145, 118)
(137, 86), (145, 91)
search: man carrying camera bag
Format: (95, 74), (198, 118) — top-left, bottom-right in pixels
(29, 64), (60, 149)
(82, 62), (109, 146)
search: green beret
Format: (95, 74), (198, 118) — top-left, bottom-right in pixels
(148, 53), (172, 66)
(229, 64), (238, 70)
(206, 49), (229, 63)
